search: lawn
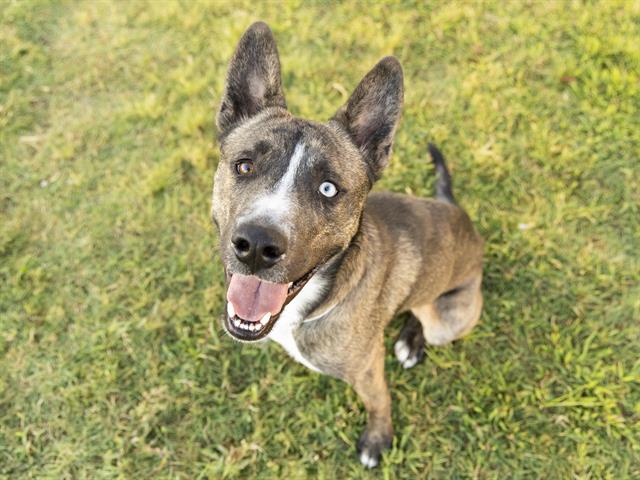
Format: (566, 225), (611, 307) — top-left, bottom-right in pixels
(1, 0), (639, 478)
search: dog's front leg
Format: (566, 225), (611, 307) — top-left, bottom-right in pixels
(351, 341), (393, 468)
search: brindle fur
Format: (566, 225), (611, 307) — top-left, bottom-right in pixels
(212, 22), (484, 468)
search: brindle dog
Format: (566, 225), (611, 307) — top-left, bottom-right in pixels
(212, 22), (484, 468)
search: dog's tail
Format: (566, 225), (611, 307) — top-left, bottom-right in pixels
(428, 143), (456, 205)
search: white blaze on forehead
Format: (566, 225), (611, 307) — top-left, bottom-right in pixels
(274, 142), (305, 197)
(240, 142), (306, 230)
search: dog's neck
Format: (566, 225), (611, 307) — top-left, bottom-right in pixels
(303, 212), (372, 322)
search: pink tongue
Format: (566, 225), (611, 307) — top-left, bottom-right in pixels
(227, 273), (289, 323)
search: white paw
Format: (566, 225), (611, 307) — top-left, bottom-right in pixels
(395, 339), (420, 369)
(402, 355), (419, 369)
(359, 450), (378, 468)
(394, 340), (410, 363)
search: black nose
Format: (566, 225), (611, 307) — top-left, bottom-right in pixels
(231, 223), (287, 272)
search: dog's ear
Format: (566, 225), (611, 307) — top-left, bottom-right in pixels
(332, 56), (403, 182)
(217, 22), (287, 135)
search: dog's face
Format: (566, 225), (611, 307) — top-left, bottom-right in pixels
(212, 22), (403, 342)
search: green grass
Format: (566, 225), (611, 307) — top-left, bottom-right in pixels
(1, 0), (639, 477)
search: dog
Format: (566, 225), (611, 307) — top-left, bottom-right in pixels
(211, 22), (484, 468)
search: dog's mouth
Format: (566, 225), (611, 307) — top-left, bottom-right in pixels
(223, 266), (317, 341)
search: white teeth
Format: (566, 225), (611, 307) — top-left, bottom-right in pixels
(229, 311), (270, 333)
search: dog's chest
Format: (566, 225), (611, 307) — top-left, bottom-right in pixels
(266, 275), (327, 373)
(267, 310), (320, 372)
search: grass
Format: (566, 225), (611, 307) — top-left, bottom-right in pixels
(1, 0), (639, 477)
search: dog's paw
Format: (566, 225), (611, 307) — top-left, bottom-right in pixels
(394, 337), (424, 369)
(394, 314), (425, 369)
(357, 429), (392, 469)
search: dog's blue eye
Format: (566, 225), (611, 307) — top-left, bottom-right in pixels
(319, 181), (338, 198)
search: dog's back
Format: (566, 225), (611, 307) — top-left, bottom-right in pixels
(365, 190), (483, 312)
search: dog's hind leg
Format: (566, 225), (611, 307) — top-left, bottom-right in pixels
(412, 273), (483, 346)
(394, 314), (425, 369)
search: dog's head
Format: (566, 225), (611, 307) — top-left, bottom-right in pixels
(212, 22), (403, 341)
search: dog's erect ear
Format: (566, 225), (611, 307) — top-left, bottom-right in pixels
(332, 56), (403, 182)
(217, 22), (287, 135)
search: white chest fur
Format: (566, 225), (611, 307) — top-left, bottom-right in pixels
(266, 274), (327, 373)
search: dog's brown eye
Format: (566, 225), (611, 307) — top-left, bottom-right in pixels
(235, 160), (254, 176)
